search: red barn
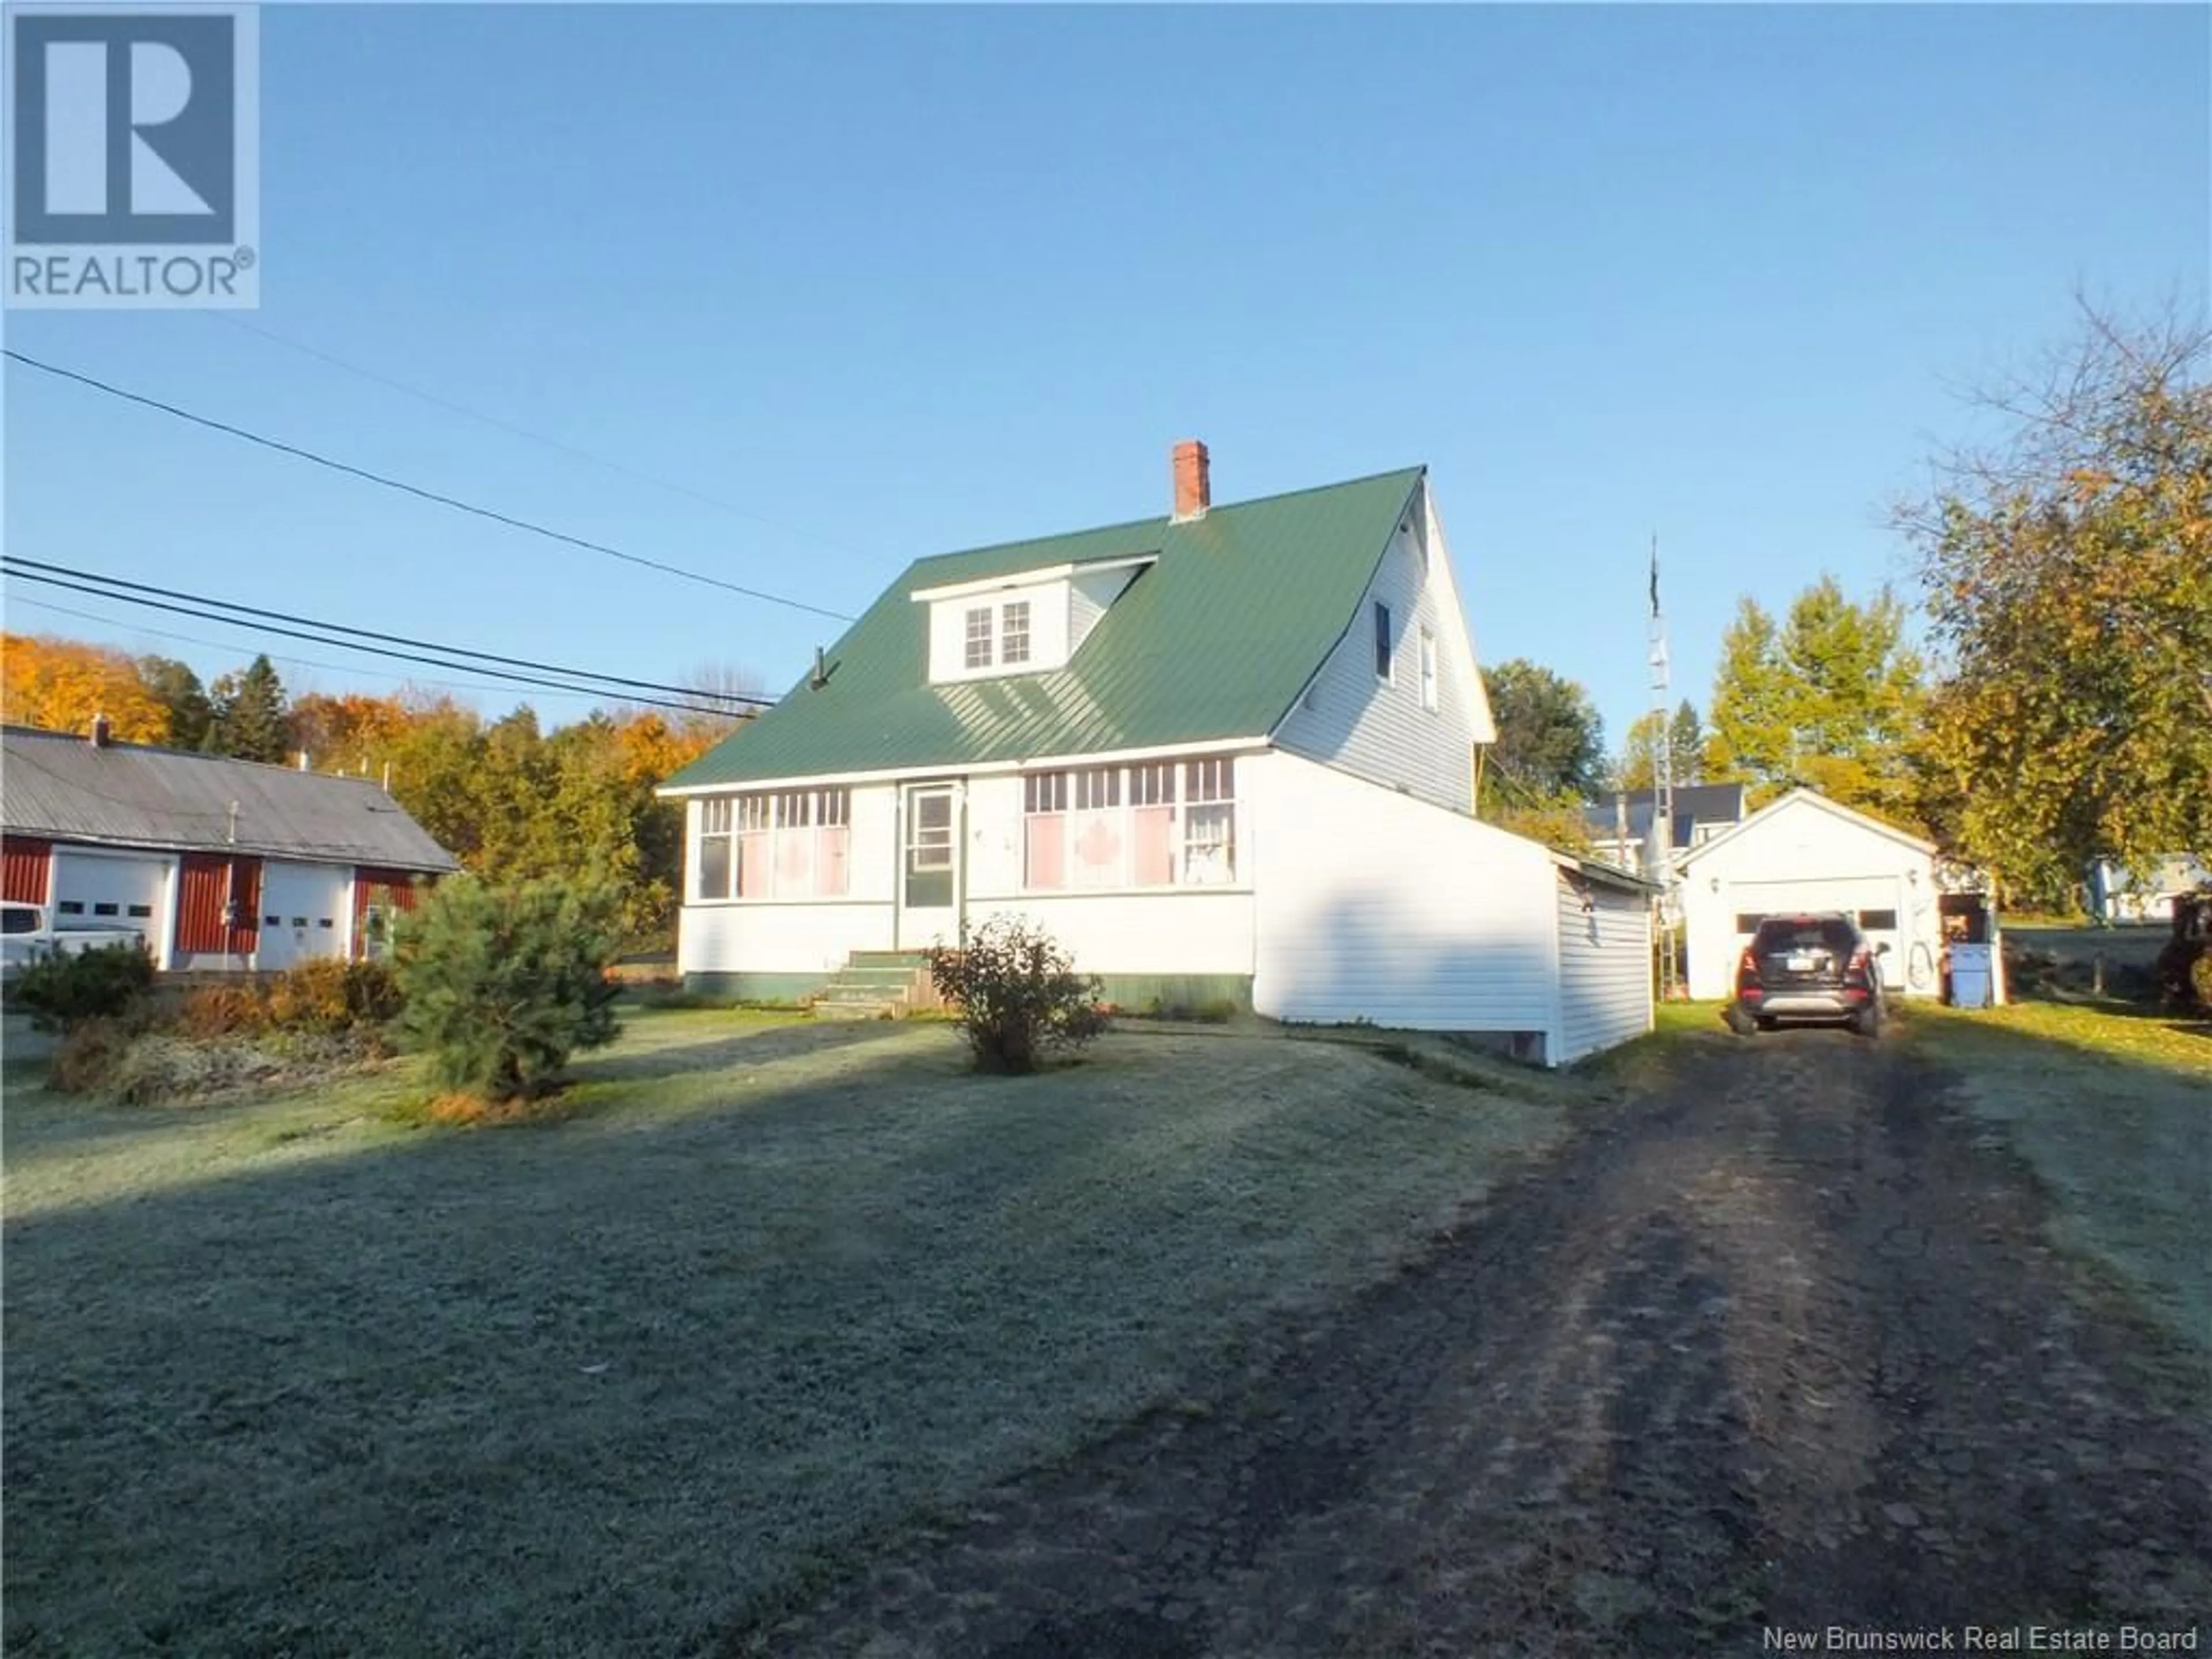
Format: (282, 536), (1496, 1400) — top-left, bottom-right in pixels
(2, 721), (457, 971)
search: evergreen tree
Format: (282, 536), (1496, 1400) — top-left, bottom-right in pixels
(206, 654), (291, 764)
(393, 874), (623, 1103)
(136, 656), (215, 749)
(1668, 700), (1706, 787)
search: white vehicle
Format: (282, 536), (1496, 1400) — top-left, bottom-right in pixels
(1, 901), (149, 979)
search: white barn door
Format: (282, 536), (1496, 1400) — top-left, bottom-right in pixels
(257, 861), (351, 969)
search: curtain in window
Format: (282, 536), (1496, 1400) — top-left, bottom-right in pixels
(817, 824), (850, 896)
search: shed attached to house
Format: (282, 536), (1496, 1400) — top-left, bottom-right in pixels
(1, 723), (458, 970)
(1677, 787), (1945, 1001)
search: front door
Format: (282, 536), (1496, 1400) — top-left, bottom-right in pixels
(896, 783), (961, 949)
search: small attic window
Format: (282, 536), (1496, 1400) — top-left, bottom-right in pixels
(963, 607), (993, 669)
(1373, 602), (1394, 682)
(1001, 600), (1031, 665)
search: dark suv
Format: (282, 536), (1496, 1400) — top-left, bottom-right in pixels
(1726, 912), (1887, 1037)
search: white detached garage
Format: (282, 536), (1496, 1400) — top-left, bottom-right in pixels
(1677, 788), (1945, 1001)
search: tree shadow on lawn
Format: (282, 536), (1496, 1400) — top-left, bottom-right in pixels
(562, 1013), (922, 1088)
(1, 1021), (1486, 1659)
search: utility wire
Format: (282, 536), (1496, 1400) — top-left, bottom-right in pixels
(2, 556), (771, 707)
(5, 594), (643, 707)
(2, 567), (749, 719)
(2, 348), (857, 623)
(204, 313), (881, 562)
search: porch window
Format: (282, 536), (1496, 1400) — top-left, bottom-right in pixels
(698, 797), (736, 899)
(736, 795), (773, 899)
(1130, 762), (1176, 886)
(695, 788), (851, 900)
(1000, 600), (1032, 666)
(1070, 766), (1123, 889)
(964, 607), (994, 669)
(1183, 757), (1237, 885)
(1021, 757), (1238, 891)
(1024, 772), (1069, 889)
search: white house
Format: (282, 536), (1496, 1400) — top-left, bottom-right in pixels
(2086, 854), (2211, 925)
(660, 444), (1656, 1066)
(1676, 786), (1952, 1001)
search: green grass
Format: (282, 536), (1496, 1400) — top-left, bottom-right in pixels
(1898, 1000), (2211, 1355)
(3, 1006), (1577, 1659)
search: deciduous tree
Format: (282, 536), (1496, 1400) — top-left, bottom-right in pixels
(0, 635), (168, 740)
(137, 656), (215, 749)
(1706, 579), (1926, 825)
(1899, 297), (2211, 897)
(1481, 659), (1607, 800)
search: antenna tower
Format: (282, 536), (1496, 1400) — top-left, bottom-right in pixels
(1648, 533), (1679, 999)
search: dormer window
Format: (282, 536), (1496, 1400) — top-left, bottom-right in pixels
(914, 554), (1156, 684)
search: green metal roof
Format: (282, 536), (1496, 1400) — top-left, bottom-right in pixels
(663, 465), (1427, 789)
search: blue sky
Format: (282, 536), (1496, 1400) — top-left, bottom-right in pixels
(5, 3), (2206, 756)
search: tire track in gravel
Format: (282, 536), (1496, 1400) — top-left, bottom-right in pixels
(722, 1029), (2211, 1658)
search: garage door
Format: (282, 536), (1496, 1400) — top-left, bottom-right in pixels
(52, 852), (169, 947)
(257, 861), (350, 970)
(1729, 876), (1905, 988)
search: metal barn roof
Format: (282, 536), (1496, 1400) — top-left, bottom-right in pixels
(1, 725), (459, 872)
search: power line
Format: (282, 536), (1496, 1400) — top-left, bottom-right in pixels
(3, 556), (770, 707)
(1, 566), (752, 718)
(2, 347), (857, 624)
(5, 594), (632, 706)
(204, 313), (881, 562)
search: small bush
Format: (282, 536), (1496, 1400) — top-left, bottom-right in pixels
(265, 958), (403, 1034)
(9, 941), (156, 1032)
(48, 1012), (151, 1093)
(924, 914), (1108, 1075)
(175, 982), (272, 1039)
(393, 875), (623, 1103)
(2190, 950), (2212, 1013)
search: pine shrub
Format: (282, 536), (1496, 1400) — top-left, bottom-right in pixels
(392, 875), (623, 1103)
(924, 914), (1108, 1074)
(9, 941), (156, 1032)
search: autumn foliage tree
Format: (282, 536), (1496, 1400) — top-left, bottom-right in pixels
(1899, 298), (2211, 900)
(1, 636), (169, 741)
(1706, 578), (1927, 827)
(0, 634), (742, 950)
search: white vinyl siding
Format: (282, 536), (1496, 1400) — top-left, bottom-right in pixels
(1274, 485), (1482, 814)
(1555, 871), (1654, 1064)
(1252, 754), (1567, 1055)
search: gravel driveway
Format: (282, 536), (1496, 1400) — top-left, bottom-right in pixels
(726, 1028), (2211, 1657)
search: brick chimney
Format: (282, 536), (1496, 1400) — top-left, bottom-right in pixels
(1171, 439), (1210, 522)
(89, 713), (111, 748)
